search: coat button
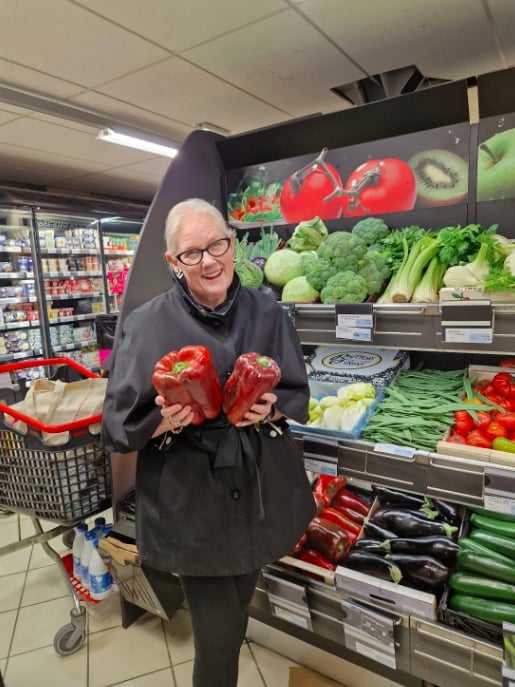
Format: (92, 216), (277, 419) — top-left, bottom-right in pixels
(231, 488), (241, 500)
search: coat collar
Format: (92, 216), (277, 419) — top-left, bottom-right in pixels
(173, 273), (241, 324)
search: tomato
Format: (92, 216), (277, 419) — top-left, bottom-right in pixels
(341, 158), (417, 217)
(485, 422), (509, 441)
(280, 152), (343, 223)
(492, 372), (515, 399)
(452, 410), (474, 436)
(465, 429), (492, 448)
(447, 433), (467, 444)
(500, 359), (515, 368)
(497, 413), (515, 431)
(473, 411), (493, 431)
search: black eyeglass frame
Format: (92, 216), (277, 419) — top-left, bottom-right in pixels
(174, 237), (232, 266)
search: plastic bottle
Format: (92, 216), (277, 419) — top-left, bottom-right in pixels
(93, 516), (106, 539)
(81, 530), (96, 590)
(72, 523), (88, 580)
(88, 540), (112, 600)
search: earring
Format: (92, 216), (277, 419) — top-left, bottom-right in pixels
(175, 269), (183, 279)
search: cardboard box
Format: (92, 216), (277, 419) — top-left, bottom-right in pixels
(289, 667), (348, 687)
(439, 287), (515, 303)
(436, 365), (515, 467)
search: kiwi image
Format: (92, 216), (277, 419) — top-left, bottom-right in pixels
(407, 149), (468, 207)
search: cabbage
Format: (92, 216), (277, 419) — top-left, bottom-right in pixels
(281, 276), (319, 303)
(235, 258), (264, 289)
(264, 249), (304, 287)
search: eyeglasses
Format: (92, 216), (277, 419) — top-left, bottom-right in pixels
(174, 237), (231, 266)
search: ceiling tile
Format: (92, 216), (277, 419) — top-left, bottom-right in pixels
(122, 157), (171, 177)
(69, 90), (193, 143)
(29, 113), (99, 135)
(0, 0), (169, 89)
(182, 10), (362, 116)
(0, 117), (156, 166)
(73, 0), (289, 52)
(488, 0), (515, 64)
(0, 58), (84, 99)
(54, 168), (159, 202)
(297, 0), (504, 81)
(95, 57), (292, 135)
(0, 110), (24, 126)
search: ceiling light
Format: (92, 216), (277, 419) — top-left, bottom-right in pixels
(197, 122), (230, 136)
(97, 128), (178, 158)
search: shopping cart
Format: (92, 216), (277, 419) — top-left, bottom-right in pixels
(0, 357), (111, 655)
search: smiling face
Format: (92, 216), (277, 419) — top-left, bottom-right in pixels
(165, 210), (235, 310)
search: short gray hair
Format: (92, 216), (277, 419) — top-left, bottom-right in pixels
(164, 198), (230, 253)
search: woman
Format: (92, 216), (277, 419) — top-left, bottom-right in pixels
(102, 198), (316, 687)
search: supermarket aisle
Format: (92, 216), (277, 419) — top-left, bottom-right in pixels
(0, 511), (398, 687)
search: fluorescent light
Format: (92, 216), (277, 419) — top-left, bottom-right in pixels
(97, 128), (178, 158)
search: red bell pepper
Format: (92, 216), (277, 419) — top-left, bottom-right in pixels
(331, 488), (370, 517)
(330, 502), (366, 525)
(321, 507), (361, 539)
(299, 548), (337, 571)
(222, 352), (281, 424)
(152, 345), (222, 425)
(313, 474), (347, 508)
(306, 516), (352, 563)
(290, 533), (308, 555)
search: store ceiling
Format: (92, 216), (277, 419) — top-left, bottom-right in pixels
(0, 0), (513, 205)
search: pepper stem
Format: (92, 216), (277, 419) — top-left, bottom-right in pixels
(172, 361), (190, 373)
(256, 356), (272, 367)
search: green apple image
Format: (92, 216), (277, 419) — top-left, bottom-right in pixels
(477, 127), (515, 201)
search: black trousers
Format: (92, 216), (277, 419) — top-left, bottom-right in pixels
(179, 570), (260, 687)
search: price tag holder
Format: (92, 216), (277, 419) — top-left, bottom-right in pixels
(502, 622), (515, 683)
(440, 300), (493, 345)
(335, 303), (374, 342)
(374, 443), (416, 459)
(263, 573), (312, 631)
(484, 465), (515, 514)
(341, 599), (397, 669)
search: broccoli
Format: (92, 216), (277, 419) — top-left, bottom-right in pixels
(351, 217), (389, 246)
(358, 251), (392, 296)
(304, 258), (338, 291)
(317, 231), (367, 273)
(320, 271), (369, 304)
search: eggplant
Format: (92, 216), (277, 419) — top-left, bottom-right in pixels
(363, 520), (398, 541)
(371, 505), (439, 526)
(372, 486), (427, 509)
(382, 536), (460, 565)
(351, 538), (386, 556)
(380, 509), (458, 538)
(431, 498), (461, 525)
(343, 551), (403, 583)
(387, 553), (450, 591)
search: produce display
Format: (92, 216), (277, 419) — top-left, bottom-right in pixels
(449, 508), (515, 627)
(304, 381), (378, 434)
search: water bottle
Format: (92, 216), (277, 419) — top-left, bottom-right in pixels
(72, 523), (88, 580)
(81, 530), (96, 590)
(88, 540), (112, 600)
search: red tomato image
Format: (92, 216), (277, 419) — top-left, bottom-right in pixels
(342, 158), (417, 217)
(280, 149), (343, 223)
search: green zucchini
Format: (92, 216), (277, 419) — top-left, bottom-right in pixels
(449, 594), (515, 625)
(470, 506), (515, 523)
(450, 572), (515, 603)
(470, 529), (515, 561)
(458, 537), (515, 564)
(456, 550), (515, 584)
(470, 513), (515, 539)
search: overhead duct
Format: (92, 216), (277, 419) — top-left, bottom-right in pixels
(331, 65), (449, 106)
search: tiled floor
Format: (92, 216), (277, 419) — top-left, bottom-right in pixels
(0, 509), (399, 687)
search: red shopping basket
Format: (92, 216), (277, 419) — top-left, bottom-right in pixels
(0, 358), (111, 524)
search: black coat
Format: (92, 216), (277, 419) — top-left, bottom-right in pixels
(102, 277), (316, 575)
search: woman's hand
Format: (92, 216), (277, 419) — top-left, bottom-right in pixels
(235, 391), (279, 427)
(152, 395), (195, 437)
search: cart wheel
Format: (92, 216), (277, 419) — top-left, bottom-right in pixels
(53, 623), (86, 656)
(62, 529), (75, 549)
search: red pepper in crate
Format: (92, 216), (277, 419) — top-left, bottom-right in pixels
(291, 533), (308, 555)
(306, 516), (352, 563)
(222, 353), (281, 424)
(331, 488), (370, 517)
(313, 474), (346, 508)
(299, 548), (337, 571)
(152, 345), (222, 425)
(321, 507), (361, 539)
(330, 503), (366, 525)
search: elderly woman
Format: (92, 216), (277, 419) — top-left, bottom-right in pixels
(102, 198), (315, 687)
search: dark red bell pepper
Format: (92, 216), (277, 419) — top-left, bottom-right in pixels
(331, 488), (370, 517)
(222, 352), (281, 424)
(321, 507), (361, 539)
(330, 502), (366, 525)
(152, 345), (222, 425)
(299, 548), (337, 571)
(313, 474), (347, 507)
(306, 516), (352, 563)
(291, 533), (308, 555)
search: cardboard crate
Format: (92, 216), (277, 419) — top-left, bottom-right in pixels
(436, 364), (515, 467)
(289, 667), (348, 687)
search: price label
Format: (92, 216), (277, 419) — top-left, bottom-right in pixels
(441, 300), (493, 344)
(484, 465), (515, 514)
(303, 458), (337, 476)
(335, 303), (374, 342)
(374, 443), (416, 459)
(341, 599), (396, 669)
(269, 601), (312, 630)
